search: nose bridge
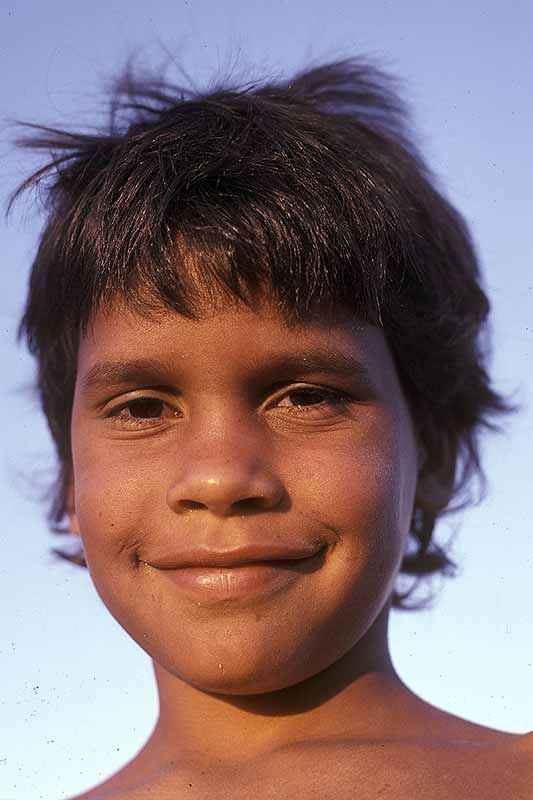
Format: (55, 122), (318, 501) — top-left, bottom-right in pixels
(166, 404), (284, 515)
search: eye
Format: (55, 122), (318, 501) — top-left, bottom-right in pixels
(273, 386), (352, 416)
(105, 396), (179, 429)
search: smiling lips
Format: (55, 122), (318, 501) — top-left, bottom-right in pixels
(140, 543), (326, 601)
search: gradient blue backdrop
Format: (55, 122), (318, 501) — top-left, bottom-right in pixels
(1, 1), (532, 798)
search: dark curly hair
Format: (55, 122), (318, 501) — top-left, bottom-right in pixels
(12, 57), (513, 609)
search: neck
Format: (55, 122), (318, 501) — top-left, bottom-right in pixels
(139, 604), (414, 769)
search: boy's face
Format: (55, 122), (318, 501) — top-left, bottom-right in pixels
(70, 296), (419, 694)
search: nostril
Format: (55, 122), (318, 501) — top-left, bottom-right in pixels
(179, 500), (206, 511)
(168, 474), (286, 516)
(234, 496), (266, 513)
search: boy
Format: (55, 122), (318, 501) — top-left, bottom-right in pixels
(14, 58), (532, 798)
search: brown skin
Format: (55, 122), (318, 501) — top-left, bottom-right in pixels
(66, 298), (532, 799)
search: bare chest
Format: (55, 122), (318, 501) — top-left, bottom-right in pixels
(88, 741), (533, 800)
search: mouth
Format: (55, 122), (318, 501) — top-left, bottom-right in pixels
(140, 547), (326, 603)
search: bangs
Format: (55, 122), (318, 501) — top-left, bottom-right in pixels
(91, 203), (390, 331)
(71, 126), (401, 333)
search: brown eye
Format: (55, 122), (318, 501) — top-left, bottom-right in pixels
(284, 389), (331, 407)
(122, 398), (165, 418)
(274, 386), (352, 416)
(105, 396), (179, 431)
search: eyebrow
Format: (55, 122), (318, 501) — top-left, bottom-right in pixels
(250, 351), (375, 387)
(80, 351), (375, 394)
(80, 358), (177, 393)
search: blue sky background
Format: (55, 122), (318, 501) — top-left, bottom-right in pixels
(1, 1), (532, 797)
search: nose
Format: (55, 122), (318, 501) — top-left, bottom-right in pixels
(166, 421), (285, 517)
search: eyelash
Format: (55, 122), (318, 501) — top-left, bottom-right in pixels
(104, 386), (352, 430)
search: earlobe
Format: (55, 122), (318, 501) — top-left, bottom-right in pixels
(415, 470), (453, 514)
(66, 479), (81, 536)
(415, 431), (456, 515)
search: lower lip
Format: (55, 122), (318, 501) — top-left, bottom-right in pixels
(153, 558), (319, 602)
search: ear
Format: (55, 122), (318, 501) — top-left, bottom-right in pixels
(66, 477), (81, 536)
(415, 427), (457, 515)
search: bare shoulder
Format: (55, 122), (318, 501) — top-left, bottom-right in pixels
(61, 786), (155, 800)
(369, 726), (533, 800)
(510, 729), (533, 754)
(59, 727), (533, 800)
(61, 788), (117, 800)
(265, 721), (533, 799)
(60, 779), (142, 800)
(449, 729), (533, 799)
(60, 776), (175, 800)
(401, 709), (533, 798)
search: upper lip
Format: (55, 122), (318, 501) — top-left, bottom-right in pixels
(143, 543), (325, 569)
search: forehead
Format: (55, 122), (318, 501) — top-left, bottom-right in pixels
(83, 296), (362, 346)
(76, 297), (400, 397)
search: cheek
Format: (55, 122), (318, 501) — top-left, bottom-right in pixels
(292, 419), (417, 586)
(71, 439), (158, 583)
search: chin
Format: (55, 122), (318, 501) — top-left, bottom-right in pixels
(151, 635), (329, 697)
(166, 653), (309, 696)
